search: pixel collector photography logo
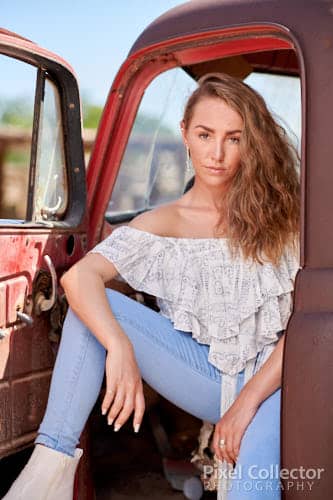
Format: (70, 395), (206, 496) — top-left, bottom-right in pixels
(203, 463), (326, 493)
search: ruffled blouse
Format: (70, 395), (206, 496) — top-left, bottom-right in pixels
(90, 225), (299, 376)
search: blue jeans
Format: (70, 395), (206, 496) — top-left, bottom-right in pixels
(35, 289), (281, 499)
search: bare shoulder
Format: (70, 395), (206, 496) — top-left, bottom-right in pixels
(127, 201), (181, 237)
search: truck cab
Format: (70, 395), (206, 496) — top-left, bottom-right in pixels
(1, 1), (332, 498)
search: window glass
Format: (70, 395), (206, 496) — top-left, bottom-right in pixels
(34, 78), (68, 221)
(106, 68), (197, 218)
(245, 72), (301, 151)
(0, 55), (35, 222)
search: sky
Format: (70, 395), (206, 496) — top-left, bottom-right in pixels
(1, 0), (301, 143)
(2, 0), (185, 106)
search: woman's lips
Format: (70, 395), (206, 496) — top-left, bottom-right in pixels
(205, 166), (227, 174)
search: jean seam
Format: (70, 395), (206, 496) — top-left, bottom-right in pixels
(113, 311), (222, 385)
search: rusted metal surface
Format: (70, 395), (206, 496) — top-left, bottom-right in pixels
(0, 231), (86, 458)
(282, 269), (333, 498)
(0, 28), (34, 44)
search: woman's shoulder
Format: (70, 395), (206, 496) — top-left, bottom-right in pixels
(127, 201), (181, 237)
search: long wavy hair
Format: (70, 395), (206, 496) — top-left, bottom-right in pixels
(182, 72), (300, 265)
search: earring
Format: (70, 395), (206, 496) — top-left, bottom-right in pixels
(186, 146), (192, 172)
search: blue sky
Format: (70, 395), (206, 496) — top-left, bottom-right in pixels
(1, 1), (301, 143)
(2, 0), (185, 105)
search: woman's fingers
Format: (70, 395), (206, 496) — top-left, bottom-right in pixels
(101, 382), (116, 415)
(226, 435), (237, 464)
(212, 429), (235, 465)
(107, 386), (125, 425)
(212, 430), (225, 461)
(113, 389), (136, 430)
(110, 384), (145, 432)
(222, 443), (234, 465)
(232, 434), (241, 462)
(104, 380), (145, 432)
(132, 386), (145, 432)
(102, 345), (145, 432)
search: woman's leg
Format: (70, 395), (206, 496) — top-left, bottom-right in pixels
(36, 289), (240, 456)
(227, 388), (281, 500)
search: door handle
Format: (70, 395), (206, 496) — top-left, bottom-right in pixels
(35, 255), (58, 313)
(16, 311), (34, 326)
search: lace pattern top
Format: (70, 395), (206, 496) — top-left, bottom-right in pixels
(90, 225), (299, 373)
(90, 224), (300, 496)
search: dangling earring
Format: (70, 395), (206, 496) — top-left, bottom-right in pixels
(186, 146), (192, 172)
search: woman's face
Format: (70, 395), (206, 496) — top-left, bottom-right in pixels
(181, 96), (243, 190)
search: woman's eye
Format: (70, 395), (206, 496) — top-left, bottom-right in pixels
(199, 132), (209, 140)
(229, 137), (240, 144)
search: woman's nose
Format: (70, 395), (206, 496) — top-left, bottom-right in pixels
(211, 141), (224, 162)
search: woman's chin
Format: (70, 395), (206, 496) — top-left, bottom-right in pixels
(196, 172), (230, 188)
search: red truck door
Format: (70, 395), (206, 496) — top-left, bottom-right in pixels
(0, 29), (87, 464)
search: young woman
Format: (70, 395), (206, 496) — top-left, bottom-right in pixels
(3, 73), (300, 500)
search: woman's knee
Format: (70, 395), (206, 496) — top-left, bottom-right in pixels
(63, 305), (86, 331)
(105, 288), (132, 314)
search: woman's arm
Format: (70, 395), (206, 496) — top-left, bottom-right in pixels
(59, 208), (170, 430)
(61, 252), (146, 431)
(212, 332), (285, 464)
(60, 253), (127, 350)
(236, 332), (285, 408)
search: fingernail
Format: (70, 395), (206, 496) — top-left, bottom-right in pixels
(134, 423), (140, 433)
(113, 423), (121, 432)
(102, 408), (106, 415)
(107, 418), (114, 426)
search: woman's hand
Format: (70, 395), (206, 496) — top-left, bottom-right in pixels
(101, 334), (145, 433)
(211, 396), (259, 465)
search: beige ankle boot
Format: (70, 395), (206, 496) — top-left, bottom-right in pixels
(2, 444), (83, 500)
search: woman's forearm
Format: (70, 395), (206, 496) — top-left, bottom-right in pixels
(236, 333), (285, 409)
(60, 267), (128, 351)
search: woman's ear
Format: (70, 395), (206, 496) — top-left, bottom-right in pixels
(180, 120), (187, 146)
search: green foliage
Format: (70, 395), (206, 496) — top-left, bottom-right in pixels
(5, 149), (29, 166)
(0, 97), (33, 128)
(82, 101), (103, 129)
(81, 103), (175, 138)
(0, 95), (175, 138)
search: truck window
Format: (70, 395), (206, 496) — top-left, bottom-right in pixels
(245, 72), (301, 153)
(106, 68), (197, 219)
(33, 77), (68, 222)
(0, 55), (69, 224)
(0, 55), (35, 222)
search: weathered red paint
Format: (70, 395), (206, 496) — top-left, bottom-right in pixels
(0, 231), (86, 455)
(0, 30), (77, 79)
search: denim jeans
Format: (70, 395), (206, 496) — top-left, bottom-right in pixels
(35, 289), (281, 499)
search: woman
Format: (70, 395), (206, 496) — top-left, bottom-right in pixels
(3, 73), (300, 500)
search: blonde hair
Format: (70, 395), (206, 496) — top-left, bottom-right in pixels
(182, 72), (300, 265)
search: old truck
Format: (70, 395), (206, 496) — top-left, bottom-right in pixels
(0, 0), (332, 498)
